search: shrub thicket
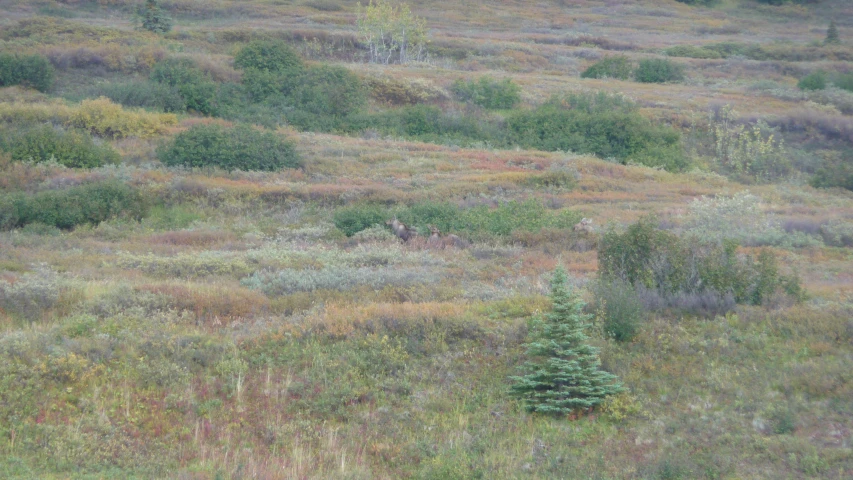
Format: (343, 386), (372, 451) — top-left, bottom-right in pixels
(592, 278), (646, 342)
(451, 76), (521, 109)
(665, 45), (723, 59)
(287, 65), (366, 117)
(634, 58), (684, 83)
(150, 58), (219, 115)
(87, 80), (186, 112)
(0, 180), (147, 230)
(333, 204), (387, 237)
(234, 39), (305, 73)
(157, 124), (300, 171)
(834, 73), (853, 93)
(580, 56), (632, 80)
(597, 217), (803, 311)
(0, 53), (55, 92)
(506, 93), (687, 171)
(8, 125), (120, 168)
(798, 71), (827, 91)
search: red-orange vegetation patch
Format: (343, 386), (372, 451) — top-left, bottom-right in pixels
(138, 283), (269, 323)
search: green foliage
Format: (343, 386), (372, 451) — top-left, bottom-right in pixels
(139, 0), (173, 34)
(150, 58), (219, 115)
(506, 93), (687, 171)
(665, 45), (723, 59)
(580, 56), (632, 80)
(509, 268), (623, 415)
(598, 216), (803, 307)
(451, 76), (521, 109)
(634, 58), (684, 83)
(833, 72), (853, 93)
(0, 180), (147, 230)
(592, 278), (646, 342)
(287, 65), (366, 117)
(333, 204), (387, 236)
(86, 80), (186, 112)
(234, 39), (305, 73)
(710, 106), (789, 181)
(157, 124), (300, 171)
(357, 0), (428, 64)
(0, 53), (55, 92)
(825, 21), (839, 45)
(8, 125), (121, 168)
(798, 71), (827, 91)
(810, 159), (853, 191)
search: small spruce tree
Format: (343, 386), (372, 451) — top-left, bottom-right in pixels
(140, 0), (173, 34)
(510, 268), (623, 416)
(825, 21), (839, 45)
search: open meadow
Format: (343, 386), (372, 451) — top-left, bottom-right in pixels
(0, 0), (852, 478)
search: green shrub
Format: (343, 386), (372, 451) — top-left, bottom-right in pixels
(0, 53), (55, 92)
(0, 180), (147, 230)
(634, 58), (684, 83)
(333, 204), (387, 236)
(365, 105), (499, 145)
(150, 58), (219, 115)
(9, 125), (121, 168)
(598, 216), (803, 307)
(506, 93), (687, 171)
(287, 65), (366, 117)
(451, 76), (521, 109)
(139, 0), (172, 34)
(833, 73), (853, 93)
(157, 124), (300, 171)
(234, 39), (305, 73)
(798, 71), (827, 91)
(665, 45), (723, 59)
(580, 56), (632, 80)
(87, 80), (185, 112)
(810, 160), (853, 191)
(592, 278), (646, 342)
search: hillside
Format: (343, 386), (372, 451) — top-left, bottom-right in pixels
(0, 0), (852, 478)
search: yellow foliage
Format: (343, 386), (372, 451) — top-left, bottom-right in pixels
(0, 97), (176, 138)
(599, 391), (643, 422)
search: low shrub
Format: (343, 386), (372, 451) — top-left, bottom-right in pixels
(451, 76), (521, 109)
(665, 45), (723, 59)
(0, 266), (61, 320)
(333, 204), (386, 236)
(506, 93), (686, 171)
(366, 75), (446, 105)
(0, 53), (55, 92)
(8, 125), (121, 168)
(634, 58), (684, 83)
(811, 160), (853, 191)
(241, 265), (442, 295)
(287, 65), (366, 117)
(834, 73), (853, 93)
(0, 180), (147, 230)
(580, 56), (632, 80)
(234, 39), (305, 73)
(592, 278), (646, 342)
(598, 216), (803, 309)
(86, 80), (185, 112)
(798, 71), (827, 91)
(150, 58), (220, 115)
(68, 97), (177, 138)
(157, 123), (300, 171)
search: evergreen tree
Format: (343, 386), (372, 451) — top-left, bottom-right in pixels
(510, 268), (623, 416)
(825, 21), (840, 45)
(140, 0), (173, 34)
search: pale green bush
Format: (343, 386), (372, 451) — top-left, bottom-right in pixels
(241, 265), (443, 295)
(115, 252), (253, 278)
(0, 265), (61, 320)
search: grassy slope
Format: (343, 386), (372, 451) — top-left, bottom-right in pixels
(0, 0), (852, 478)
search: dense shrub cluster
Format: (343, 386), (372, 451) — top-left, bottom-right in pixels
(633, 59), (684, 83)
(86, 80), (185, 113)
(798, 71), (827, 91)
(7, 125), (120, 168)
(0, 53), (54, 92)
(150, 58), (220, 115)
(580, 56), (632, 80)
(451, 76), (521, 109)
(0, 180), (147, 230)
(598, 217), (803, 314)
(665, 45), (723, 59)
(506, 93), (687, 171)
(157, 123), (300, 171)
(333, 199), (581, 239)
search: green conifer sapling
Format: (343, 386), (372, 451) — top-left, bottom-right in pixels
(510, 267), (623, 416)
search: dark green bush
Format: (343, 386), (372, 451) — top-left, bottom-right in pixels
(234, 39), (305, 73)
(451, 76), (521, 109)
(87, 80), (185, 112)
(634, 58), (684, 83)
(157, 124), (300, 171)
(798, 71), (827, 91)
(0, 180), (147, 230)
(598, 216), (803, 308)
(333, 204), (387, 236)
(833, 73), (853, 93)
(8, 125), (120, 168)
(580, 56), (632, 80)
(364, 105), (500, 145)
(150, 58), (219, 115)
(139, 0), (172, 34)
(0, 53), (55, 92)
(810, 161), (853, 191)
(592, 278), (646, 342)
(506, 93), (687, 171)
(288, 65), (366, 117)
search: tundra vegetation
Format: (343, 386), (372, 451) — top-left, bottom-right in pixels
(0, 0), (852, 479)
